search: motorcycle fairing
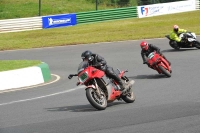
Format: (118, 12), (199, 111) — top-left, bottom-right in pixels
(78, 66), (105, 83)
(160, 58), (170, 70)
(188, 38), (196, 42)
(148, 52), (170, 73)
(101, 75), (121, 102)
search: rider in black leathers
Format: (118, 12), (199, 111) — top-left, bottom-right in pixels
(81, 50), (129, 92)
(140, 41), (171, 66)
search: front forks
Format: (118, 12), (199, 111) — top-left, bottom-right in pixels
(93, 79), (104, 99)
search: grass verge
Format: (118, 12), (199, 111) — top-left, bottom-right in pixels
(0, 60), (42, 72)
(0, 10), (200, 51)
(0, 0), (137, 19)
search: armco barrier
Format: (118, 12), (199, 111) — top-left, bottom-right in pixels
(0, 17), (42, 33)
(76, 7), (138, 24)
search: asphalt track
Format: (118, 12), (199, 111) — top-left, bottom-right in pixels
(0, 37), (200, 133)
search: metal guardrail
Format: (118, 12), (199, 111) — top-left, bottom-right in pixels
(0, 17), (42, 33)
(76, 7), (138, 24)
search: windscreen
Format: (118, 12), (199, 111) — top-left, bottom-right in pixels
(77, 61), (89, 74)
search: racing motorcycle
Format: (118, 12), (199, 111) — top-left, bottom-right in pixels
(68, 61), (135, 110)
(147, 51), (171, 77)
(165, 32), (200, 50)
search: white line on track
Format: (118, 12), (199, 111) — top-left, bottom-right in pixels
(0, 86), (84, 106)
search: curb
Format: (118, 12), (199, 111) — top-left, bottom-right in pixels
(37, 62), (51, 82)
(0, 62), (51, 91)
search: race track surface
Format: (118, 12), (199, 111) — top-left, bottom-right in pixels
(0, 37), (200, 133)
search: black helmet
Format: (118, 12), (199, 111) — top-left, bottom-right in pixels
(81, 50), (94, 61)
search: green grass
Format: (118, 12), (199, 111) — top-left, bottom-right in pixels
(0, 10), (200, 51)
(0, 60), (42, 72)
(0, 0), (137, 19)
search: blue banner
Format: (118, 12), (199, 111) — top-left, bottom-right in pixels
(42, 14), (76, 29)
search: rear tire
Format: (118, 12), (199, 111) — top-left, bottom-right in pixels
(158, 66), (171, 77)
(86, 88), (107, 110)
(121, 87), (135, 103)
(169, 41), (180, 50)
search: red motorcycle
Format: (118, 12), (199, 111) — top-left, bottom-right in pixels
(68, 61), (135, 110)
(147, 51), (172, 77)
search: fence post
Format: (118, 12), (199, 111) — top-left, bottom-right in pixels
(96, 0), (98, 10)
(39, 0), (41, 16)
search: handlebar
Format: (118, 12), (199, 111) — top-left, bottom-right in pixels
(68, 74), (78, 79)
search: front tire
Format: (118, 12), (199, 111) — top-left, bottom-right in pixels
(86, 88), (107, 110)
(158, 65), (171, 77)
(194, 41), (200, 49)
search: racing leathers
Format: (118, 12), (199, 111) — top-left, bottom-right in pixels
(88, 53), (129, 92)
(169, 28), (187, 43)
(141, 44), (171, 66)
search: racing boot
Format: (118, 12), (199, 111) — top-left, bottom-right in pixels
(118, 79), (129, 93)
(109, 72), (129, 93)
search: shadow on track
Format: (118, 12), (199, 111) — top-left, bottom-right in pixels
(128, 74), (168, 79)
(162, 48), (197, 53)
(45, 102), (125, 112)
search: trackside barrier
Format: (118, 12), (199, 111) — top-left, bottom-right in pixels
(137, 0), (197, 18)
(0, 1), (199, 33)
(76, 7), (138, 24)
(42, 13), (77, 29)
(0, 17), (42, 33)
(197, 0), (200, 9)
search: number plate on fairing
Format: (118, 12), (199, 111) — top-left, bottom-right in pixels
(79, 72), (88, 82)
(148, 52), (154, 59)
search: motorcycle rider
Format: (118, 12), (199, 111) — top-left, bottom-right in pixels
(81, 50), (130, 93)
(140, 41), (171, 67)
(169, 25), (189, 46)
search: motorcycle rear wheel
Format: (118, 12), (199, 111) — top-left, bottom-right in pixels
(86, 88), (107, 110)
(158, 65), (171, 77)
(121, 87), (135, 103)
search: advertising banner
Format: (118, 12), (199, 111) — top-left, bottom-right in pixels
(137, 0), (196, 18)
(42, 13), (76, 29)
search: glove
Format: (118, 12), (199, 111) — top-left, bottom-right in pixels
(68, 75), (73, 79)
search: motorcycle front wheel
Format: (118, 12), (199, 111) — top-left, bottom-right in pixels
(194, 41), (200, 49)
(158, 65), (171, 77)
(86, 88), (107, 110)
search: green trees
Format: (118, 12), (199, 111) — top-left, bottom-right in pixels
(137, 0), (183, 5)
(86, 0), (137, 7)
